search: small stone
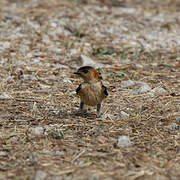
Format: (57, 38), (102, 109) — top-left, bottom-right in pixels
(0, 151), (7, 156)
(53, 64), (68, 69)
(34, 170), (47, 180)
(5, 13), (20, 20)
(135, 64), (143, 68)
(63, 79), (71, 83)
(70, 49), (80, 56)
(0, 114), (11, 118)
(151, 87), (168, 96)
(55, 151), (65, 155)
(117, 136), (132, 147)
(42, 149), (65, 156)
(120, 111), (129, 117)
(30, 127), (44, 136)
(23, 74), (36, 80)
(175, 116), (180, 123)
(132, 84), (151, 94)
(0, 92), (13, 100)
(42, 35), (51, 44)
(80, 54), (105, 68)
(3, 42), (11, 49)
(101, 113), (116, 120)
(50, 22), (57, 27)
(30, 58), (41, 64)
(134, 81), (148, 85)
(120, 58), (131, 64)
(120, 80), (136, 88)
(26, 52), (33, 58)
(49, 47), (63, 54)
(8, 136), (18, 143)
(0, 174), (6, 180)
(167, 123), (179, 130)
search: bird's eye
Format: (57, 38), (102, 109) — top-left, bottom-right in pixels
(82, 69), (88, 73)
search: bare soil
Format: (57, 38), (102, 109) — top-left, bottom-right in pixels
(0, 0), (180, 179)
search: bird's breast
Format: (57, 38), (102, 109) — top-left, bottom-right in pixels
(78, 82), (106, 106)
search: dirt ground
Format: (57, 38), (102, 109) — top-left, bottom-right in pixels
(0, 0), (180, 179)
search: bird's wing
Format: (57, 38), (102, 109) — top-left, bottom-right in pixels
(101, 84), (108, 96)
(76, 84), (82, 94)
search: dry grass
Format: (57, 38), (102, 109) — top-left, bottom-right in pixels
(0, 0), (180, 179)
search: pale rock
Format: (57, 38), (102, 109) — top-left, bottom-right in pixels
(117, 136), (132, 147)
(16, 61), (26, 66)
(175, 116), (180, 123)
(23, 74), (36, 80)
(132, 84), (151, 94)
(34, 170), (47, 180)
(42, 35), (51, 44)
(70, 49), (80, 56)
(0, 92), (13, 100)
(42, 149), (65, 156)
(53, 64), (68, 69)
(26, 52), (33, 58)
(167, 123), (179, 130)
(120, 80), (136, 88)
(38, 83), (51, 89)
(9, 136), (19, 143)
(129, 41), (139, 47)
(135, 64), (143, 68)
(0, 174), (6, 180)
(5, 13), (20, 20)
(150, 87), (168, 97)
(63, 79), (71, 83)
(120, 111), (129, 117)
(144, 32), (158, 41)
(134, 81), (148, 85)
(49, 47), (63, 54)
(120, 58), (131, 64)
(50, 22), (57, 28)
(101, 113), (116, 120)
(3, 42), (11, 49)
(30, 127), (44, 136)
(30, 58), (41, 64)
(80, 54), (105, 68)
(0, 151), (7, 156)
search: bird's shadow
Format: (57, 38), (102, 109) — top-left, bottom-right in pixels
(57, 109), (95, 119)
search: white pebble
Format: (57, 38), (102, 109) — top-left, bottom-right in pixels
(117, 136), (132, 147)
(120, 111), (129, 117)
(120, 80), (136, 88)
(30, 127), (44, 136)
(0, 92), (12, 99)
(167, 123), (179, 130)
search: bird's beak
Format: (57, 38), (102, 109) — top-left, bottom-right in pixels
(74, 72), (81, 75)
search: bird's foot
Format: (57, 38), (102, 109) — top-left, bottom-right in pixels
(76, 109), (87, 116)
(96, 112), (102, 118)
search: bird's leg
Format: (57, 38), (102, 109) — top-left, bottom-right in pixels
(79, 101), (84, 111)
(97, 103), (101, 117)
(77, 101), (87, 115)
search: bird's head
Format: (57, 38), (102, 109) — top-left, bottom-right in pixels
(74, 66), (101, 82)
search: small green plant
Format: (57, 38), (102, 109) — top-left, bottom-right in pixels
(51, 130), (65, 139)
(118, 50), (128, 59)
(98, 124), (104, 132)
(116, 68), (128, 77)
(44, 26), (49, 34)
(92, 47), (115, 55)
(50, 128), (72, 139)
(73, 31), (86, 38)
(160, 63), (175, 68)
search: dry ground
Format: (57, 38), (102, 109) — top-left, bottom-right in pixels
(0, 0), (180, 179)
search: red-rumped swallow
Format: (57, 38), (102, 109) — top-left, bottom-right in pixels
(74, 66), (108, 117)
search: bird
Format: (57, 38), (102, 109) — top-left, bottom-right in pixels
(74, 66), (108, 117)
